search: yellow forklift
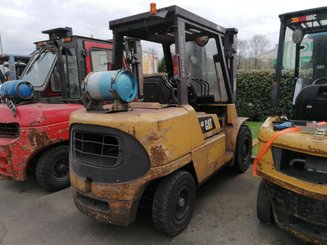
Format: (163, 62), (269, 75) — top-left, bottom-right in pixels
(254, 7), (327, 244)
(69, 5), (252, 236)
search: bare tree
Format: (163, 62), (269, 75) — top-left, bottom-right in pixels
(250, 34), (270, 56)
(237, 38), (248, 69)
(249, 34), (270, 69)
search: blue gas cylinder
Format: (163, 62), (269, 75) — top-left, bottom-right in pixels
(0, 80), (34, 99)
(84, 70), (138, 103)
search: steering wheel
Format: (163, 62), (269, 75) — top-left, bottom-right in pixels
(312, 77), (327, 85)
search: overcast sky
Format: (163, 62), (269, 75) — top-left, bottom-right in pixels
(0, 0), (326, 55)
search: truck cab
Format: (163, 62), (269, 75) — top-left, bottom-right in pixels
(0, 27), (113, 191)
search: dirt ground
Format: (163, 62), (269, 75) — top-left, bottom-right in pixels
(0, 168), (304, 245)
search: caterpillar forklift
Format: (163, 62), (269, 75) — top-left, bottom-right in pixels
(69, 5), (252, 236)
(254, 7), (327, 244)
(0, 27), (114, 191)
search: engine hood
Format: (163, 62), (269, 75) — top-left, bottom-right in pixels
(0, 103), (83, 127)
(259, 116), (327, 157)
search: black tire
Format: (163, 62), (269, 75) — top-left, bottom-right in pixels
(35, 145), (70, 192)
(152, 171), (196, 236)
(233, 125), (252, 172)
(257, 180), (274, 224)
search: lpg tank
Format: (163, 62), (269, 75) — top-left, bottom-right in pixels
(84, 70), (138, 103)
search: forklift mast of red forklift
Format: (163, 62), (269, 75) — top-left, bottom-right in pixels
(17, 27), (113, 104)
(42, 27), (73, 100)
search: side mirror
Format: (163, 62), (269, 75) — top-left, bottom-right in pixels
(292, 29), (304, 44)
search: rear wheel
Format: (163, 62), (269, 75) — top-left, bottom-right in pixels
(233, 125), (252, 172)
(35, 145), (70, 192)
(257, 180), (274, 224)
(152, 171), (196, 236)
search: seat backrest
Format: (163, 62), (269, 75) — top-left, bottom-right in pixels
(143, 75), (176, 104)
(294, 84), (327, 121)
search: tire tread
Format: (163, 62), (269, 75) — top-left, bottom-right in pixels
(35, 145), (70, 192)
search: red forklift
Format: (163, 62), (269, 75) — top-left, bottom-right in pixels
(0, 27), (114, 191)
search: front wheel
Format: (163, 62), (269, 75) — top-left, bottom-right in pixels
(233, 125), (252, 172)
(257, 180), (274, 224)
(35, 145), (70, 192)
(152, 170), (196, 236)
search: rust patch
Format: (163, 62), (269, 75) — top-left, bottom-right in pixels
(307, 145), (327, 155)
(146, 132), (160, 142)
(27, 128), (52, 147)
(157, 121), (161, 131)
(57, 129), (66, 135)
(259, 171), (327, 202)
(21, 145), (28, 152)
(151, 145), (167, 166)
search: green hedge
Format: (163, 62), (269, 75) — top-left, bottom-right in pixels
(236, 70), (294, 121)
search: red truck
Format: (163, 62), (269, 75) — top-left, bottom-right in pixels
(0, 27), (113, 191)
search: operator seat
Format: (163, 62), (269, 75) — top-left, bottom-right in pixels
(143, 75), (177, 104)
(294, 84), (327, 121)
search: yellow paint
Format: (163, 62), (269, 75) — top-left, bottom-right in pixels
(70, 102), (245, 185)
(70, 104), (204, 167)
(70, 100), (251, 215)
(256, 116), (327, 201)
(227, 104), (237, 125)
(192, 133), (226, 183)
(71, 154), (193, 201)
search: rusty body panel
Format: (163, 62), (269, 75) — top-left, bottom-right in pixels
(71, 153), (192, 225)
(70, 102), (246, 225)
(265, 180), (327, 244)
(0, 103), (83, 180)
(256, 117), (327, 244)
(70, 104), (205, 167)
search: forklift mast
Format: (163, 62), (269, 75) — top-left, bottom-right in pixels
(224, 28), (238, 101)
(15, 27), (114, 104)
(42, 27), (73, 40)
(41, 27), (73, 99)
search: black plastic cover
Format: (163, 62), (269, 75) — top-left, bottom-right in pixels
(70, 124), (151, 183)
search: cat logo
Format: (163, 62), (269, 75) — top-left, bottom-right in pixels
(198, 117), (216, 133)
